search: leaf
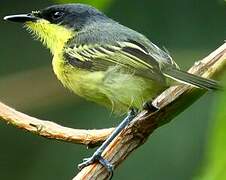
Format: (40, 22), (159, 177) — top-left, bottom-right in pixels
(196, 74), (226, 180)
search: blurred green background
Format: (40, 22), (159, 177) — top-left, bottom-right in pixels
(0, 0), (226, 180)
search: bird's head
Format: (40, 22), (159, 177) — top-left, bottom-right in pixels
(4, 4), (107, 54)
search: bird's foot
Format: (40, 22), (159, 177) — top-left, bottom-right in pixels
(143, 101), (159, 112)
(78, 153), (113, 178)
(77, 109), (137, 180)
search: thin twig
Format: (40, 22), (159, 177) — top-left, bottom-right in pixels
(0, 102), (114, 146)
(74, 43), (226, 180)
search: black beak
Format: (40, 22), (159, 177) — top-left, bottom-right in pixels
(3, 14), (39, 23)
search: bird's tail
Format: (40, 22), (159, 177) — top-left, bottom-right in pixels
(162, 67), (221, 90)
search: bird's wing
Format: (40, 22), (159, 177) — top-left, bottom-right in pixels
(64, 39), (221, 90)
(63, 39), (166, 83)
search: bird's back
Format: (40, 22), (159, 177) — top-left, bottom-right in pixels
(73, 20), (174, 66)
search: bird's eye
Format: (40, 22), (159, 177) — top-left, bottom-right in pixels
(51, 11), (64, 20)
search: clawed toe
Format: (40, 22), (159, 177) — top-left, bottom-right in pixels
(78, 157), (95, 170)
(82, 158), (90, 163)
(78, 154), (114, 176)
(143, 101), (159, 112)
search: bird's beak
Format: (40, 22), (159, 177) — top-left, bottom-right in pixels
(3, 14), (39, 23)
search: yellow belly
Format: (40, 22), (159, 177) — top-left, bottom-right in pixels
(52, 54), (167, 113)
(52, 54), (113, 107)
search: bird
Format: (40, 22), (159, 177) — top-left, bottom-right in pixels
(4, 3), (220, 177)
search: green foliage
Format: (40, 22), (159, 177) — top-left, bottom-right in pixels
(197, 74), (226, 180)
(55, 0), (113, 9)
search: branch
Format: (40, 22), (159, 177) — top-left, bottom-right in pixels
(74, 43), (226, 180)
(0, 102), (114, 146)
(0, 43), (225, 179)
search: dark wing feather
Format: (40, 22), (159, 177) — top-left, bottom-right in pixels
(63, 40), (166, 83)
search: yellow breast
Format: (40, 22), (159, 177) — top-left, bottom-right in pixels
(52, 53), (107, 98)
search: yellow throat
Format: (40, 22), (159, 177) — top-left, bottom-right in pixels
(25, 19), (74, 55)
(25, 19), (76, 88)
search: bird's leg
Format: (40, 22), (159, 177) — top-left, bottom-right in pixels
(78, 108), (138, 178)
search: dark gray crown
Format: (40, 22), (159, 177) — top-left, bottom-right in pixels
(37, 4), (109, 30)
